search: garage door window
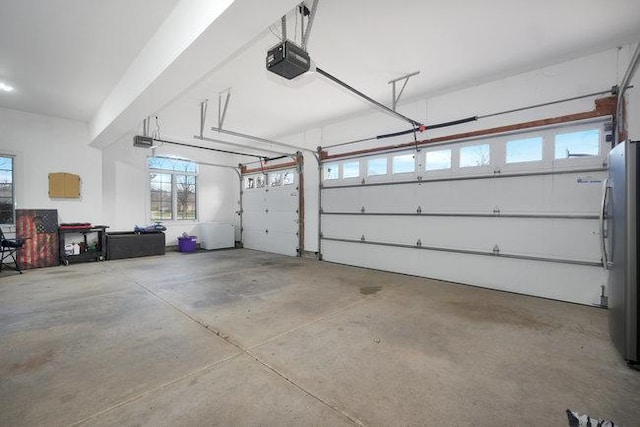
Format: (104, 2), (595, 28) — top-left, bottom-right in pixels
(392, 154), (415, 174)
(506, 137), (543, 163)
(342, 161), (360, 178)
(270, 173), (282, 186)
(368, 157), (388, 176)
(554, 129), (599, 159)
(323, 163), (339, 180)
(425, 149), (451, 171)
(283, 171), (295, 185)
(460, 144), (490, 168)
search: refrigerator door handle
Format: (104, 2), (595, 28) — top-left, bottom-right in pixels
(599, 178), (611, 269)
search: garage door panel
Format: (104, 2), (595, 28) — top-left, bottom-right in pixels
(243, 229), (269, 252)
(265, 212), (298, 233)
(362, 185), (417, 212)
(498, 218), (600, 261)
(548, 174), (605, 213)
(320, 122), (609, 304)
(322, 187), (362, 212)
(322, 215), (600, 262)
(242, 169), (299, 256)
(266, 189), (299, 209)
(243, 191), (265, 210)
(323, 171), (606, 216)
(322, 239), (604, 305)
(415, 180), (498, 212)
(242, 211), (265, 225)
(266, 231), (299, 257)
(492, 172), (606, 213)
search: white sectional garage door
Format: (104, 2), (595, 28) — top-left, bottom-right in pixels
(242, 168), (300, 257)
(320, 120), (610, 305)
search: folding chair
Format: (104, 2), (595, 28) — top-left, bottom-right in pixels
(0, 228), (25, 273)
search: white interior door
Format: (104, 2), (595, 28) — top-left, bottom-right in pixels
(242, 169), (299, 256)
(320, 121), (610, 305)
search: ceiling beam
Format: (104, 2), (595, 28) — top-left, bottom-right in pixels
(89, 0), (300, 148)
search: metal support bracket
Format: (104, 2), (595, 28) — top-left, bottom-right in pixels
(389, 71), (420, 111)
(218, 90), (231, 130)
(199, 100), (208, 138)
(281, 15), (287, 42)
(301, 0), (319, 51)
(143, 116), (151, 137)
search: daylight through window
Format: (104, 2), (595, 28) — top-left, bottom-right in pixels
(460, 144), (490, 168)
(425, 149), (451, 171)
(149, 157), (198, 221)
(342, 161), (360, 178)
(506, 137), (543, 163)
(392, 154), (415, 174)
(323, 163), (339, 180)
(367, 157), (387, 176)
(0, 155), (14, 224)
(554, 129), (599, 159)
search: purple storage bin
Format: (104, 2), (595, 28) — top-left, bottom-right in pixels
(178, 236), (197, 252)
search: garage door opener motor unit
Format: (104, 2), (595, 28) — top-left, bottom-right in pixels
(266, 40), (311, 80)
(133, 135), (153, 148)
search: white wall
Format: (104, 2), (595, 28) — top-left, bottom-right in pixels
(622, 44), (640, 141)
(277, 45), (638, 253)
(0, 108), (103, 228)
(102, 132), (240, 246)
(0, 108), (240, 246)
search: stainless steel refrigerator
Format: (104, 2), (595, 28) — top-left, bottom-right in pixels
(606, 140), (639, 365)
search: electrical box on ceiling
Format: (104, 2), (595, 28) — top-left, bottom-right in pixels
(133, 135), (153, 148)
(266, 40), (310, 80)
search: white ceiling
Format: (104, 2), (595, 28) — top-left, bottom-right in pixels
(1, 0), (639, 143)
(160, 0), (640, 142)
(0, 0), (180, 121)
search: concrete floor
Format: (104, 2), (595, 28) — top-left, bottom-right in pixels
(1, 249), (639, 426)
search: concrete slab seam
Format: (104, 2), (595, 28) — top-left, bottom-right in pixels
(129, 276), (368, 425)
(243, 347), (366, 426)
(69, 352), (242, 426)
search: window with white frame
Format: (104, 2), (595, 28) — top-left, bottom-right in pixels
(460, 144), (490, 168)
(149, 157), (198, 221)
(506, 136), (543, 163)
(367, 157), (387, 176)
(270, 172), (283, 187)
(283, 170), (295, 185)
(392, 154), (415, 174)
(323, 163), (339, 180)
(554, 129), (600, 159)
(245, 176), (255, 189)
(425, 149), (451, 171)
(0, 155), (14, 224)
(342, 161), (360, 178)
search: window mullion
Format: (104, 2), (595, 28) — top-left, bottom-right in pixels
(172, 173), (177, 220)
